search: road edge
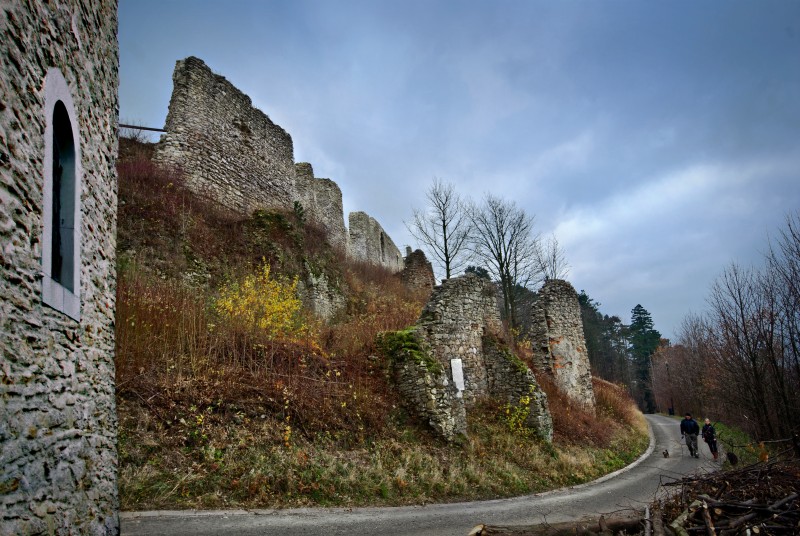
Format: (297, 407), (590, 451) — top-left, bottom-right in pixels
(540, 413), (657, 494)
(121, 416), (657, 520)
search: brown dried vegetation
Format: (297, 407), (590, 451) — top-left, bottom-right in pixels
(115, 138), (647, 509)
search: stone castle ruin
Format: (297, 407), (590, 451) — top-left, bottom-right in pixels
(1, 0), (120, 533)
(528, 279), (596, 408)
(393, 276), (596, 441)
(154, 56), (402, 271)
(392, 275), (553, 442)
(0, 2), (599, 525)
(401, 248), (436, 294)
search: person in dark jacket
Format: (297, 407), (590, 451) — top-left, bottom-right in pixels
(680, 413), (700, 458)
(702, 418), (718, 461)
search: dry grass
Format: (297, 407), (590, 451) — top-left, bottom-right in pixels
(115, 138), (649, 510)
(534, 375), (646, 447)
(118, 398), (649, 510)
(115, 265), (397, 442)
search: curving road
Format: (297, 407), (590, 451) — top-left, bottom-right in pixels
(122, 414), (717, 536)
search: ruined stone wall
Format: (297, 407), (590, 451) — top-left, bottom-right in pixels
(401, 248), (436, 295)
(348, 211), (404, 272)
(393, 352), (467, 441)
(417, 275), (502, 405)
(0, 1), (120, 533)
(297, 267), (347, 322)
(295, 162), (347, 252)
(408, 274), (552, 441)
(155, 57), (402, 270)
(155, 56), (296, 215)
(528, 279), (596, 408)
(483, 339), (553, 441)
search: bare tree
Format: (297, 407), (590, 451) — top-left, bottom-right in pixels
(768, 213), (800, 396)
(469, 194), (541, 330)
(651, 314), (713, 417)
(406, 178), (472, 280)
(535, 233), (569, 281)
(650, 214), (800, 440)
(707, 264), (772, 437)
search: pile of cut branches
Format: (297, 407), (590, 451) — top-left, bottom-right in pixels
(659, 459), (800, 535)
(469, 460), (800, 536)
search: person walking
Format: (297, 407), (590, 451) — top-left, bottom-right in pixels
(680, 413), (700, 458)
(702, 418), (719, 461)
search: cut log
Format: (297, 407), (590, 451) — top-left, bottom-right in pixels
(469, 515), (641, 535)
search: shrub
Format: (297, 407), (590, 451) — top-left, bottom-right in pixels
(215, 263), (310, 343)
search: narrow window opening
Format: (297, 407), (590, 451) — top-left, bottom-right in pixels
(51, 101), (76, 291)
(41, 68), (81, 320)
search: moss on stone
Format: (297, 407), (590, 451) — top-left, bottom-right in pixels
(483, 335), (529, 375)
(377, 329), (443, 375)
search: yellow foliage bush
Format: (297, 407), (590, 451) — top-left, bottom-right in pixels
(215, 264), (308, 342)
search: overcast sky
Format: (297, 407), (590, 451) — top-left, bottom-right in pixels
(119, 0), (800, 340)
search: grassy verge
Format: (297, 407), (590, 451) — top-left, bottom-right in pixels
(118, 397), (649, 510)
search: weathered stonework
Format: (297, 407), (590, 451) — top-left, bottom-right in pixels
(400, 248), (435, 295)
(417, 275), (502, 405)
(294, 162), (347, 252)
(1, 1), (120, 533)
(155, 57), (401, 271)
(155, 56), (296, 215)
(528, 279), (596, 409)
(297, 266), (347, 322)
(348, 211), (404, 272)
(393, 351), (467, 440)
(483, 338), (552, 439)
(398, 275), (552, 442)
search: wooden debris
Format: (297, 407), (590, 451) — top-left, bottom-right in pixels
(468, 515), (641, 535)
(659, 460), (800, 535)
(469, 460), (799, 536)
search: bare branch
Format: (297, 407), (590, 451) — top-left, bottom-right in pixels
(406, 178), (473, 280)
(468, 193), (542, 330)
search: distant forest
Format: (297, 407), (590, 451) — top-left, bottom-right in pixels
(579, 294), (663, 414)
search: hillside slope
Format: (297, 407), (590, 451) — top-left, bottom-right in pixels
(115, 138), (648, 510)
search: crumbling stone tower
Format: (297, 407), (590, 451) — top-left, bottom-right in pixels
(1, 1), (120, 533)
(392, 275), (553, 442)
(400, 248), (435, 295)
(528, 279), (596, 408)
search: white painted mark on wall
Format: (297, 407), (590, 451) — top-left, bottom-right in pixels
(451, 358), (464, 397)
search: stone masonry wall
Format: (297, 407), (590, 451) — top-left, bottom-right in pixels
(294, 162), (347, 252)
(155, 56), (296, 215)
(483, 338), (553, 442)
(155, 57), (400, 270)
(393, 352), (467, 441)
(417, 275), (502, 405)
(408, 274), (552, 441)
(0, 1), (120, 533)
(348, 211), (404, 272)
(528, 279), (596, 408)
(400, 248), (435, 295)
(297, 266), (347, 322)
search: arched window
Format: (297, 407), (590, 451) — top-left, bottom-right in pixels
(42, 68), (82, 320)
